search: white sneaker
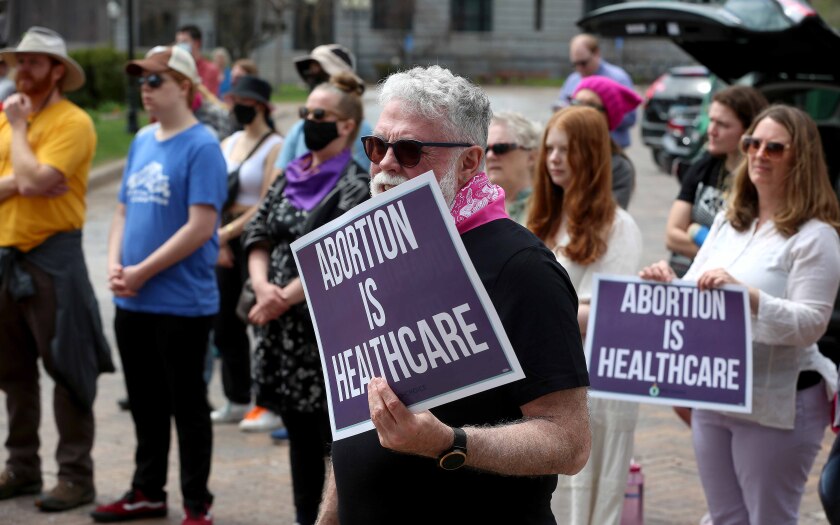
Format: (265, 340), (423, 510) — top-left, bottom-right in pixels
(210, 401), (250, 424)
(238, 406), (284, 432)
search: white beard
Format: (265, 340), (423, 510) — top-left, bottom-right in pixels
(370, 158), (460, 208)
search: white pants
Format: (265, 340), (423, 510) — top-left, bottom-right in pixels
(551, 397), (639, 525)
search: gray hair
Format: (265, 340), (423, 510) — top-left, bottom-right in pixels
(491, 111), (541, 150)
(379, 65), (492, 148)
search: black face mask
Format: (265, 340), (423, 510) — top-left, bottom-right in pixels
(303, 119), (340, 152)
(232, 104), (257, 126)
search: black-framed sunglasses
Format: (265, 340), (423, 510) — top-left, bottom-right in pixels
(570, 99), (606, 113)
(485, 143), (530, 155)
(571, 57), (591, 68)
(137, 73), (165, 89)
(740, 135), (791, 159)
(361, 135), (473, 168)
(298, 106), (342, 121)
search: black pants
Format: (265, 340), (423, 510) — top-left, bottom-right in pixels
(115, 308), (213, 506)
(280, 409), (332, 525)
(213, 237), (252, 404)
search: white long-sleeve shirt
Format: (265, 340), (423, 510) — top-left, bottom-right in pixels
(684, 213), (840, 429)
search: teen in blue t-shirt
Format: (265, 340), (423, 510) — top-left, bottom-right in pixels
(95, 46), (227, 524)
(115, 123), (226, 315)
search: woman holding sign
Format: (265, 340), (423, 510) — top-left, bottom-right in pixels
(242, 72), (369, 525)
(641, 105), (840, 525)
(528, 106), (643, 525)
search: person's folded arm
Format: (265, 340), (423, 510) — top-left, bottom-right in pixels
(0, 175), (17, 202)
(666, 200), (699, 258)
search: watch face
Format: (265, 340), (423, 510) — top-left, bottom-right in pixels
(440, 451), (467, 471)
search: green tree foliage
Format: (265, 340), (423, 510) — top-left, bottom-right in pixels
(812, 0), (840, 29)
(66, 48), (128, 109)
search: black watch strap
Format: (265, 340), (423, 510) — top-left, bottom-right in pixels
(438, 427), (468, 470)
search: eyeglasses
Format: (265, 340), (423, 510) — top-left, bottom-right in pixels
(485, 143), (530, 155)
(572, 57), (591, 68)
(137, 74), (165, 89)
(298, 106), (342, 121)
(570, 99), (606, 113)
(740, 136), (791, 159)
(361, 135), (473, 168)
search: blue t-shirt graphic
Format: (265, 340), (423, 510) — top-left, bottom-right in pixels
(116, 123), (227, 316)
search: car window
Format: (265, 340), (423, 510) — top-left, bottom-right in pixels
(764, 87), (840, 121)
(723, 0), (792, 31)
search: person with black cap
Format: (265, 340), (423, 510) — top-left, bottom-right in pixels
(91, 44), (226, 525)
(0, 26), (113, 513)
(273, 44), (373, 172)
(210, 75), (283, 428)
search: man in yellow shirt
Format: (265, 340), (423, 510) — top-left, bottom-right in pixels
(0, 27), (113, 512)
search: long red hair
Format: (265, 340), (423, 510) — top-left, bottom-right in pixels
(527, 106), (616, 265)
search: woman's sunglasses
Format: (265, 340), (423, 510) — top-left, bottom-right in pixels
(137, 74), (165, 89)
(299, 106), (342, 121)
(485, 143), (530, 155)
(740, 136), (791, 159)
(361, 135), (472, 168)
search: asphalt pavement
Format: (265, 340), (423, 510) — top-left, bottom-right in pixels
(0, 86), (833, 525)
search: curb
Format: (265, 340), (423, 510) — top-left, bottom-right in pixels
(88, 158), (125, 192)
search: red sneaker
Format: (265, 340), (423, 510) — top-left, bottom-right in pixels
(90, 489), (167, 522)
(182, 502), (213, 525)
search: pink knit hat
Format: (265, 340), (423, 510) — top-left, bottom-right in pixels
(573, 76), (642, 131)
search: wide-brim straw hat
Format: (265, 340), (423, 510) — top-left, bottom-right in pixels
(0, 26), (85, 92)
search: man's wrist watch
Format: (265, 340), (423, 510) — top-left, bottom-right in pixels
(438, 427), (467, 470)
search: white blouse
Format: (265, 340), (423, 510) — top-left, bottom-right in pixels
(684, 213), (840, 429)
(223, 131), (284, 207)
(553, 208), (643, 301)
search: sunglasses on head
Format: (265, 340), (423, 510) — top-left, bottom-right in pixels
(361, 135), (473, 168)
(740, 136), (791, 158)
(137, 73), (165, 89)
(299, 106), (341, 121)
(570, 99), (606, 113)
(485, 143), (529, 155)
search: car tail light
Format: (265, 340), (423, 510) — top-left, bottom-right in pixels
(667, 121), (686, 135)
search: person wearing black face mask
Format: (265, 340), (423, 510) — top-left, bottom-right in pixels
(210, 75), (284, 430)
(271, 44), (374, 175)
(242, 71), (369, 525)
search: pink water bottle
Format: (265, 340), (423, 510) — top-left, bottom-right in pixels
(621, 460), (644, 525)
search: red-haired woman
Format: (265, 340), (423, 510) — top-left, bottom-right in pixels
(528, 106), (643, 525)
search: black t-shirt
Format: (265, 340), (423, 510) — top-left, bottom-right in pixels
(331, 219), (589, 525)
(676, 152), (731, 228)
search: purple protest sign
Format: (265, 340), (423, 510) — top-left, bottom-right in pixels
(291, 172), (524, 440)
(585, 275), (752, 412)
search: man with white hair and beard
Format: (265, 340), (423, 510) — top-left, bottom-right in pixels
(318, 65), (591, 525)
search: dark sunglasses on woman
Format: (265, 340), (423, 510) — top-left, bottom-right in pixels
(137, 74), (165, 88)
(299, 106), (342, 121)
(360, 135), (472, 168)
(740, 136), (791, 159)
(485, 143), (531, 155)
